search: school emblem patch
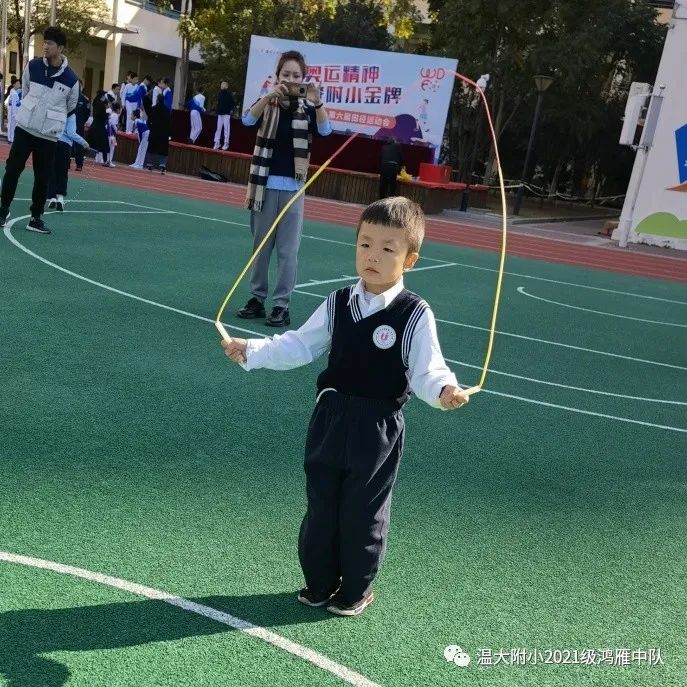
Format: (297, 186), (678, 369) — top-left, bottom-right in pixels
(372, 325), (396, 349)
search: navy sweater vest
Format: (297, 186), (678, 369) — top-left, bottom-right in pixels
(317, 286), (428, 407)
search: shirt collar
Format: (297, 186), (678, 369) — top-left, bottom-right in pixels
(43, 55), (67, 76)
(348, 278), (405, 309)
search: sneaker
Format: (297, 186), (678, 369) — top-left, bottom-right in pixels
(237, 297), (266, 319)
(213, 144), (220, 150)
(222, 145), (229, 151)
(326, 592), (374, 617)
(146, 164), (153, 171)
(26, 217), (51, 234)
(265, 306), (290, 327)
(48, 198), (57, 209)
(160, 167), (166, 175)
(298, 585), (340, 608)
(55, 201), (64, 212)
(0, 207), (10, 227)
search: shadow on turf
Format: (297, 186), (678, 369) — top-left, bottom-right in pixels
(0, 592), (332, 686)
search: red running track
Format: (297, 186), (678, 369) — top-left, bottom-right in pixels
(2, 146), (686, 283)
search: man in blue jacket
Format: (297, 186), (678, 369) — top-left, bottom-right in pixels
(0, 26), (79, 234)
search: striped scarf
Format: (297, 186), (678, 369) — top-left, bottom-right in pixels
(245, 99), (311, 212)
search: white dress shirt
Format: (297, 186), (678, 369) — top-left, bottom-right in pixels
(243, 278), (458, 409)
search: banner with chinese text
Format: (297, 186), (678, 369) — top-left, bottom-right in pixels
(243, 35), (458, 152)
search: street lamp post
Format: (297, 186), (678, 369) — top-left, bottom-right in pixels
(513, 74), (554, 216)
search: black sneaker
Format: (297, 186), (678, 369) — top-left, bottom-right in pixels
(56, 201), (64, 212)
(146, 164), (153, 171)
(0, 207), (10, 227)
(237, 297), (266, 319)
(297, 585), (340, 608)
(48, 199), (57, 209)
(326, 592), (374, 617)
(160, 167), (166, 175)
(26, 217), (51, 234)
(265, 306), (290, 327)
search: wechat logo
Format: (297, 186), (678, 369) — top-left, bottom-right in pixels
(444, 645), (470, 667)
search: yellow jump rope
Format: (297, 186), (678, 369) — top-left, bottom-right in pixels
(215, 70), (508, 398)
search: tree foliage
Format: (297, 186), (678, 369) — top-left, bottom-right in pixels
(319, 0), (391, 51)
(8, 0), (109, 68)
(178, 0), (419, 107)
(430, 0), (665, 195)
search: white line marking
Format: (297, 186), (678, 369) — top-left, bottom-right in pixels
(301, 234), (454, 264)
(51, 210), (171, 214)
(0, 551), (380, 687)
(302, 232), (687, 305)
(478, 390), (687, 434)
(293, 290), (687, 372)
(116, 202), (687, 306)
(446, 359), (687, 405)
(123, 201), (249, 227)
(15, 199), (128, 203)
(517, 286), (687, 328)
(295, 263), (457, 288)
(5, 217), (686, 433)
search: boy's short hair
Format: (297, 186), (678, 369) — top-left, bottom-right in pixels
(357, 197), (425, 254)
(112, 102), (121, 112)
(111, 83), (119, 90)
(43, 26), (67, 47)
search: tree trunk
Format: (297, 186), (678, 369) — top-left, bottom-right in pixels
(178, 0), (191, 104)
(14, 0), (22, 67)
(547, 156), (566, 200)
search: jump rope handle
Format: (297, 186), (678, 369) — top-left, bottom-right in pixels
(461, 385), (482, 397)
(215, 320), (231, 343)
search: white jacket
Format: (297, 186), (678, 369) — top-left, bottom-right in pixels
(15, 56), (80, 141)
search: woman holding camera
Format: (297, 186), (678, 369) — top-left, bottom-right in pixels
(238, 50), (331, 327)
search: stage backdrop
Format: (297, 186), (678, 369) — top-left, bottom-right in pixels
(243, 35), (458, 154)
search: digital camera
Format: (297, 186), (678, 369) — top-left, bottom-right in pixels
(283, 82), (308, 98)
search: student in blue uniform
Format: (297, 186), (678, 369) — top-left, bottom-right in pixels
(221, 197), (470, 616)
(129, 110), (149, 169)
(187, 87), (206, 144)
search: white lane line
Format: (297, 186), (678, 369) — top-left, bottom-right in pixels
(478, 390), (687, 434)
(517, 286), (687, 328)
(15, 199), (128, 203)
(5, 217), (686, 433)
(0, 551), (380, 687)
(301, 234), (454, 264)
(116, 202), (687, 305)
(295, 263), (457, 289)
(434, 318), (687, 372)
(293, 290), (687, 372)
(50, 210), (172, 214)
(291, 290), (685, 406)
(446, 359), (687, 406)
(123, 202), (250, 228)
(301, 231), (687, 305)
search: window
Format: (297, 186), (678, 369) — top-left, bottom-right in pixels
(125, 0), (183, 19)
(9, 52), (18, 76)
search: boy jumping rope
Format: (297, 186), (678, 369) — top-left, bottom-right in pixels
(221, 197), (470, 616)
